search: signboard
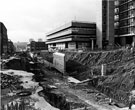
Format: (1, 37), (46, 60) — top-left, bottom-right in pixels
(53, 52), (66, 74)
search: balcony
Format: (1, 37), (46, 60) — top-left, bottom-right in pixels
(119, 0), (132, 6)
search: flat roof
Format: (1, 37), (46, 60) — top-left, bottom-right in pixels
(46, 20), (96, 36)
(46, 35), (96, 44)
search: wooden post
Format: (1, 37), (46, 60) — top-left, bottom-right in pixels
(101, 64), (107, 76)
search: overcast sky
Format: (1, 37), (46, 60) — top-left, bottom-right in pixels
(0, 0), (99, 42)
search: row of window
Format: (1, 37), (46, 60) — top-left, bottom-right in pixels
(115, 27), (135, 35)
(115, 18), (135, 27)
(120, 18), (134, 27)
(115, 10), (135, 21)
(47, 28), (96, 39)
(119, 1), (135, 12)
(119, 10), (135, 19)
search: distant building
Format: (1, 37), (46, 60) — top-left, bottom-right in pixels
(26, 43), (31, 51)
(29, 38), (34, 43)
(46, 21), (96, 50)
(0, 22), (8, 55)
(30, 41), (48, 51)
(38, 38), (43, 42)
(14, 42), (28, 52)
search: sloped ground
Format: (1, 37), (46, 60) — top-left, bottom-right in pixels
(39, 48), (135, 107)
(1, 48), (135, 110)
(96, 62), (135, 106)
(65, 47), (135, 107)
(66, 48), (134, 67)
(66, 48), (135, 79)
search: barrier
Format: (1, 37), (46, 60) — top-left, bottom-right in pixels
(53, 52), (66, 74)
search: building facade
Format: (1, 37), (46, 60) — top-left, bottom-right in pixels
(114, 0), (135, 46)
(0, 22), (8, 55)
(96, 0), (135, 49)
(30, 41), (48, 51)
(96, 0), (115, 49)
(46, 21), (96, 50)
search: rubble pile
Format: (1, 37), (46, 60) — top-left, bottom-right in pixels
(40, 51), (53, 63)
(65, 48), (135, 106)
(1, 72), (22, 89)
(66, 48), (134, 67)
(2, 57), (30, 71)
(66, 48), (135, 77)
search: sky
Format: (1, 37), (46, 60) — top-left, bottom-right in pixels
(0, 0), (99, 43)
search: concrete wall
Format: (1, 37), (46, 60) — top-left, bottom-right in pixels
(53, 52), (66, 74)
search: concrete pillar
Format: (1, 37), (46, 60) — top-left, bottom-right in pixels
(132, 36), (135, 47)
(133, 36), (135, 43)
(91, 39), (94, 50)
(121, 37), (126, 46)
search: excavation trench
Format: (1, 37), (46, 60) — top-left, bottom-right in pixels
(1, 56), (94, 110)
(2, 48), (135, 110)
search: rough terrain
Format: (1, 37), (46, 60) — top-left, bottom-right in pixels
(1, 47), (135, 110)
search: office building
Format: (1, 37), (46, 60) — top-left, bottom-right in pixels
(114, 0), (135, 46)
(0, 22), (8, 55)
(46, 21), (96, 50)
(30, 41), (48, 51)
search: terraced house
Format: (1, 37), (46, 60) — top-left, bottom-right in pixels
(46, 21), (96, 50)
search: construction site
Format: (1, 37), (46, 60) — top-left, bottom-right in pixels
(1, 0), (135, 109)
(1, 46), (135, 110)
